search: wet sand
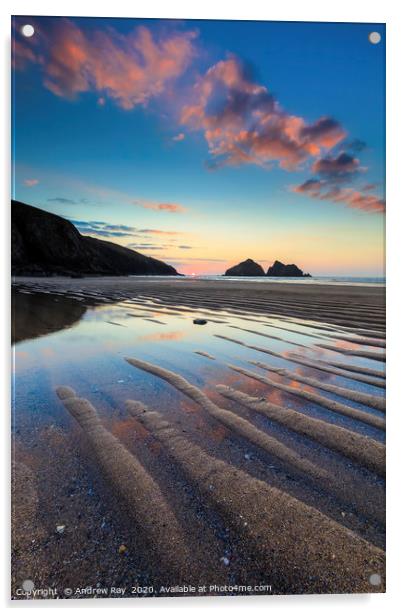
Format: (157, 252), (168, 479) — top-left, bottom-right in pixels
(12, 276), (385, 331)
(11, 276), (385, 598)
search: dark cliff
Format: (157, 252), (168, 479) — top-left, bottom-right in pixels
(11, 200), (179, 277)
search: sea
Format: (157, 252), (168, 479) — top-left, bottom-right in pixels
(129, 274), (386, 287)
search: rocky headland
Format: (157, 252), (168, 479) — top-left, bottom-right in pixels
(12, 200), (179, 277)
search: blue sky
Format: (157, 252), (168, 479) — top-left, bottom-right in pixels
(12, 17), (385, 275)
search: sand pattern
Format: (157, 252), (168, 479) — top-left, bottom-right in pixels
(317, 359), (385, 380)
(316, 343), (386, 363)
(125, 357), (330, 484)
(56, 386), (193, 581)
(125, 358), (384, 526)
(214, 333), (385, 388)
(324, 333), (386, 348)
(12, 277), (386, 596)
(249, 361), (385, 412)
(125, 401), (385, 594)
(13, 277), (385, 330)
(216, 384), (385, 476)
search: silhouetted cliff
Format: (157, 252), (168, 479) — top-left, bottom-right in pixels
(12, 200), (179, 277)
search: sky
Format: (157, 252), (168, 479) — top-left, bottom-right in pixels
(12, 16), (385, 276)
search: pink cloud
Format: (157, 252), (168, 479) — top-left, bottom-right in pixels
(132, 199), (187, 213)
(299, 118), (347, 150)
(172, 132), (185, 141)
(14, 22), (383, 216)
(343, 190), (385, 213)
(14, 19), (197, 110)
(143, 229), (182, 236)
(156, 203), (186, 213)
(12, 39), (37, 70)
(23, 178), (39, 187)
(293, 180), (385, 213)
(293, 151), (384, 213)
(311, 152), (361, 178)
(362, 182), (379, 192)
(180, 56), (346, 171)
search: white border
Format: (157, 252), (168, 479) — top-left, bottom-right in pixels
(1, 1), (401, 614)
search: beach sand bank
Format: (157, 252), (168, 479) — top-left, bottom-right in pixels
(11, 276), (385, 597)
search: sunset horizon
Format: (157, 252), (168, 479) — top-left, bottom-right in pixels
(12, 17), (385, 276)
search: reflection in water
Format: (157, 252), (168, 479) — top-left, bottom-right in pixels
(12, 290), (87, 344)
(11, 287), (385, 596)
(12, 289), (385, 439)
(138, 330), (187, 342)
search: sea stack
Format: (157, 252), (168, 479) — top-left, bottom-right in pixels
(266, 260), (311, 277)
(224, 259), (265, 277)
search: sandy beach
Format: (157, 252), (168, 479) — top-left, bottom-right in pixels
(13, 275), (385, 328)
(11, 277), (385, 597)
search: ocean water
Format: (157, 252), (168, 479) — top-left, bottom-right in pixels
(129, 275), (386, 287)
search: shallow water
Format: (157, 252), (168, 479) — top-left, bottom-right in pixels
(12, 289), (384, 426)
(11, 287), (386, 597)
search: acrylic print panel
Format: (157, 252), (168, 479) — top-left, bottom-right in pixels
(11, 15), (385, 600)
